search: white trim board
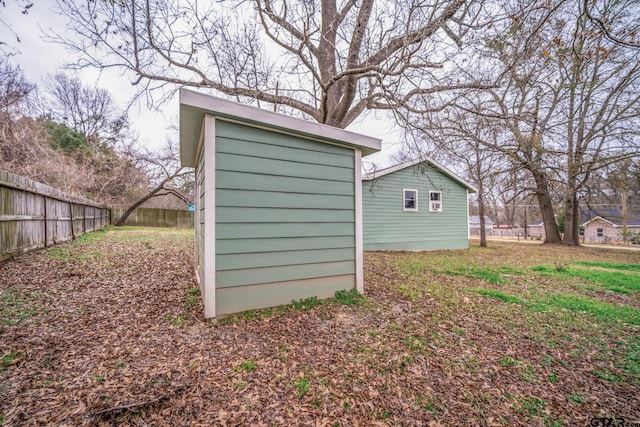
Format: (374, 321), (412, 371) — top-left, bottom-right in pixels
(363, 156), (478, 193)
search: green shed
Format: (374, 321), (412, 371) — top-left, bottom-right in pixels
(362, 158), (477, 251)
(179, 90), (381, 318)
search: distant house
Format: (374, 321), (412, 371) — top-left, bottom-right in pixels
(361, 157), (477, 251)
(582, 212), (640, 243)
(468, 215), (494, 236)
(528, 220), (546, 239)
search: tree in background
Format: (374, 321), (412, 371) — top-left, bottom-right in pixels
(114, 140), (192, 226)
(51, 0), (491, 128)
(42, 73), (131, 148)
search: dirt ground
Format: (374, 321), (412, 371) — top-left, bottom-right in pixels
(1, 228), (638, 426)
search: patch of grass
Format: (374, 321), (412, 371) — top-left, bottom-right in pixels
(513, 396), (546, 418)
(1, 290), (38, 326)
(334, 288), (366, 306)
(441, 267), (505, 285)
(533, 293), (640, 325)
(184, 287), (200, 310)
(532, 265), (640, 294)
(240, 358), (257, 372)
(475, 289), (525, 304)
(500, 356), (518, 367)
(167, 314), (187, 327)
(293, 377), (310, 397)
(393, 284), (421, 301)
(291, 296), (322, 311)
(1, 351), (24, 370)
(574, 261), (640, 272)
(568, 392), (586, 403)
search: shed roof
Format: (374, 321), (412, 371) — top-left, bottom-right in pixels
(362, 157), (478, 193)
(179, 89), (382, 167)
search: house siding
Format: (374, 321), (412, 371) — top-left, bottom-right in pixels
(362, 163), (469, 251)
(214, 120), (356, 315)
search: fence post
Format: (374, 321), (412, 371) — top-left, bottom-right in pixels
(69, 201), (75, 240)
(43, 195), (48, 248)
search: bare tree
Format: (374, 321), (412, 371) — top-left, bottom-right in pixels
(41, 73), (130, 147)
(114, 140), (193, 226)
(401, 102), (510, 247)
(50, 0), (491, 128)
(0, 57), (33, 113)
(438, 0), (640, 245)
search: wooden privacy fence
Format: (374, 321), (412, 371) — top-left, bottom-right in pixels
(0, 170), (110, 261)
(110, 206), (194, 228)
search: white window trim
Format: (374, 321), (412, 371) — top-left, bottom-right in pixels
(429, 191), (443, 212)
(403, 188), (418, 211)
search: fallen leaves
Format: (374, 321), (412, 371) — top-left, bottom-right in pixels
(0, 231), (639, 425)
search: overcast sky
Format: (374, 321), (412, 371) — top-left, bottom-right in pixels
(0, 1), (399, 166)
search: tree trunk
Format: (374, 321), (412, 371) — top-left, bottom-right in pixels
(563, 191), (580, 246)
(533, 172), (562, 243)
(115, 175), (176, 226)
(477, 176), (488, 248)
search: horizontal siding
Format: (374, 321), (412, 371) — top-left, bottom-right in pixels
(217, 152), (353, 182)
(216, 136), (354, 168)
(216, 274), (355, 315)
(216, 260), (355, 288)
(217, 170), (354, 196)
(216, 222), (354, 239)
(216, 189), (353, 209)
(362, 162), (469, 251)
(217, 247), (355, 270)
(216, 120), (354, 157)
(214, 120), (356, 310)
(217, 207), (354, 223)
(217, 235), (355, 254)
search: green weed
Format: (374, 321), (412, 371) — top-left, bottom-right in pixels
(1, 351), (24, 369)
(334, 288), (366, 306)
(499, 356), (518, 367)
(240, 358), (257, 372)
(294, 377), (310, 397)
(167, 314), (187, 327)
(291, 296), (322, 311)
(184, 287), (200, 310)
(514, 396), (546, 418)
(568, 392), (586, 403)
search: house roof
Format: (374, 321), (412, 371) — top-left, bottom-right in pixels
(361, 157), (478, 193)
(179, 89), (382, 167)
(469, 215), (495, 224)
(583, 215), (640, 227)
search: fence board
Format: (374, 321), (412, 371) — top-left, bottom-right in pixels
(0, 170), (109, 261)
(110, 207), (194, 229)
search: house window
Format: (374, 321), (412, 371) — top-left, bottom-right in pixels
(597, 228), (604, 237)
(403, 189), (418, 211)
(429, 191), (442, 212)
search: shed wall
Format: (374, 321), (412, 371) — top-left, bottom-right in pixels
(214, 120), (356, 314)
(362, 163), (469, 251)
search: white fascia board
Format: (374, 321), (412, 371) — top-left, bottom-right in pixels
(362, 156), (478, 193)
(180, 89), (382, 167)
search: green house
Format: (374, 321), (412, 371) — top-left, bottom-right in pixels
(362, 158), (477, 251)
(179, 90), (381, 318)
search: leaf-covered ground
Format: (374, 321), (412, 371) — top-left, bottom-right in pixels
(1, 227), (639, 426)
